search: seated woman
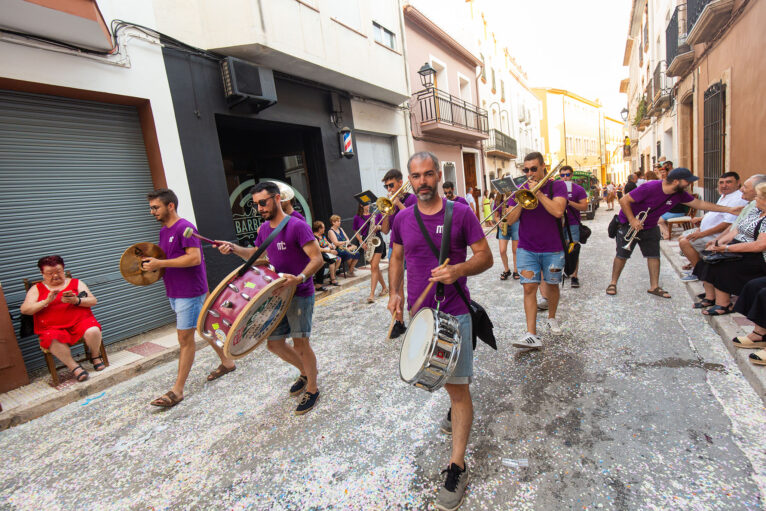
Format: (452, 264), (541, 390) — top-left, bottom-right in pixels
(327, 214), (360, 277)
(731, 277), (766, 364)
(353, 203), (387, 304)
(313, 220), (341, 287)
(693, 182), (766, 315)
(20, 255), (103, 382)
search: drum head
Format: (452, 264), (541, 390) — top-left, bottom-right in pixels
(119, 243), (165, 286)
(399, 308), (435, 381)
(224, 277), (296, 359)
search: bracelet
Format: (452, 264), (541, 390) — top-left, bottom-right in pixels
(298, 273), (307, 283)
(77, 297), (82, 306)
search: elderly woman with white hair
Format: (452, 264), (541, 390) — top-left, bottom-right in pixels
(693, 181), (766, 316)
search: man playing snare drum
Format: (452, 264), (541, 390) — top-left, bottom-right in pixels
(388, 152), (492, 510)
(217, 181), (324, 415)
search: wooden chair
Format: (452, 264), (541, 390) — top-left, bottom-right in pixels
(667, 207), (698, 239)
(23, 273), (109, 386)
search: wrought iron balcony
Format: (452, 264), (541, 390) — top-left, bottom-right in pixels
(651, 61), (672, 113)
(485, 129), (517, 159)
(415, 88), (489, 142)
(666, 4), (694, 77)
(687, 0), (735, 46)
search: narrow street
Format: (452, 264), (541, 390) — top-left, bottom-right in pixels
(1, 207), (765, 510)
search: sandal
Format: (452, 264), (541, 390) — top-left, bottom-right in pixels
(316, 286), (329, 292)
(367, 297), (375, 304)
(72, 364), (89, 382)
(647, 287), (671, 299)
(733, 333), (766, 349)
(693, 298), (715, 309)
(150, 390), (183, 408)
(500, 270), (511, 281)
(606, 284), (617, 295)
(90, 356), (106, 371)
(702, 304), (734, 316)
(330, 280), (340, 286)
(513, 271), (520, 280)
(379, 288), (389, 297)
(207, 364), (236, 381)
(749, 349), (766, 365)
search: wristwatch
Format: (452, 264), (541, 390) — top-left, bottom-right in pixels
(298, 273), (307, 283)
(724, 245), (729, 252)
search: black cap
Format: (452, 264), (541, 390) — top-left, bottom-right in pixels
(667, 167), (699, 182)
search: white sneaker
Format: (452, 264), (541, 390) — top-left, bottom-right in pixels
(547, 318), (563, 335)
(537, 298), (549, 311)
(513, 333), (542, 349)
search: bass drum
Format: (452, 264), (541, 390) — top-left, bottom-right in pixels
(399, 307), (461, 392)
(197, 261), (296, 359)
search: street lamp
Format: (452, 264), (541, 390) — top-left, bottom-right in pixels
(418, 62), (436, 89)
(620, 107), (629, 122)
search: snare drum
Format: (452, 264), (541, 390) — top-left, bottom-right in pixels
(197, 261), (296, 359)
(399, 307), (461, 392)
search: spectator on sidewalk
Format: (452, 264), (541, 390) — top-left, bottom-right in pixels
(636, 169), (646, 187)
(313, 220), (340, 287)
(693, 182), (766, 316)
(327, 214), (360, 277)
(624, 173), (639, 195)
(732, 276), (766, 360)
(679, 172), (748, 279)
(465, 187), (477, 216)
(20, 255), (104, 383)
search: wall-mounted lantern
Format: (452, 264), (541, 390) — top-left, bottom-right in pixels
(418, 62), (436, 89)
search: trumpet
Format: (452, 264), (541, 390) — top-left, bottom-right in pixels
(622, 208), (650, 251)
(483, 160), (564, 238)
(350, 180), (413, 254)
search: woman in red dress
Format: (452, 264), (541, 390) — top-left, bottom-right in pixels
(20, 255), (103, 382)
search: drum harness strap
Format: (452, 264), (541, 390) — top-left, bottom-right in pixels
(237, 215), (291, 277)
(413, 200), (455, 314)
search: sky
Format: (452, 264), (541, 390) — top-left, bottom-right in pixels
(409, 0), (632, 119)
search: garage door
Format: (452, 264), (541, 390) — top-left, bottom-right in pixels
(0, 90), (175, 370)
(356, 133), (396, 198)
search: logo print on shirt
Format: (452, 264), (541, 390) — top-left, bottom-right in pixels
(277, 241), (287, 250)
(436, 225), (443, 234)
(666, 200), (673, 206)
(169, 236), (174, 243)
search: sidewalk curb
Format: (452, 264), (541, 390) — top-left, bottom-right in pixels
(660, 241), (766, 405)
(0, 269), (375, 430)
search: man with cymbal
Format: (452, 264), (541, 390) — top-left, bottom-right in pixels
(142, 188), (236, 408)
(388, 151), (492, 510)
(217, 181), (324, 415)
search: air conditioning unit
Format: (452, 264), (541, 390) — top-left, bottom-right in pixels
(220, 57), (277, 111)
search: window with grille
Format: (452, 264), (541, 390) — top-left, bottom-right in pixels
(703, 82), (726, 203)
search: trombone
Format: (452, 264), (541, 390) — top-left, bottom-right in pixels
(349, 180), (413, 254)
(622, 208), (650, 251)
(482, 160), (564, 238)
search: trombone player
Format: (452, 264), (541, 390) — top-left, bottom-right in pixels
(607, 167), (742, 298)
(504, 152), (568, 349)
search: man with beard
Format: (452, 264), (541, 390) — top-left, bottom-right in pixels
(143, 188), (236, 408)
(442, 181), (469, 206)
(217, 182), (324, 415)
(388, 151), (492, 510)
(606, 168), (742, 298)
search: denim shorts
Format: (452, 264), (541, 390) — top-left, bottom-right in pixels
(516, 248), (565, 284)
(447, 313), (473, 385)
(269, 294), (315, 340)
(661, 211), (686, 221)
(496, 221), (520, 241)
(168, 294), (206, 330)
(564, 223), (580, 243)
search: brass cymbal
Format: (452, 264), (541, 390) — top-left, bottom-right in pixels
(119, 242), (166, 286)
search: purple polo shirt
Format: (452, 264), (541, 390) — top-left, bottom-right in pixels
(563, 181), (588, 225)
(255, 216), (316, 297)
(390, 198), (484, 316)
(618, 180), (694, 229)
(158, 218), (208, 299)
(508, 180), (568, 253)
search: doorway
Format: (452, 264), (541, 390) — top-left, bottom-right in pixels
(462, 152), (479, 216)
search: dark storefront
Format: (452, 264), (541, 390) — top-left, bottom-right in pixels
(162, 49), (363, 286)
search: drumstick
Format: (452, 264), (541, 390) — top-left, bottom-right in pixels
(183, 227), (220, 246)
(409, 258), (450, 316)
(385, 312), (397, 340)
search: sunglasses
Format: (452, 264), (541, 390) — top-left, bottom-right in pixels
(560, 173), (572, 177)
(522, 166), (538, 173)
(384, 183), (397, 189)
(255, 195), (276, 207)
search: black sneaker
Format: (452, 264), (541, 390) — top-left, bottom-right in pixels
(295, 390), (319, 415)
(571, 277), (580, 288)
(390, 320), (407, 339)
(289, 375), (307, 397)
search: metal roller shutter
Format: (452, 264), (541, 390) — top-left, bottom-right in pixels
(0, 90), (175, 370)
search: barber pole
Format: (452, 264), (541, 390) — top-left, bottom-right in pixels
(339, 126), (354, 159)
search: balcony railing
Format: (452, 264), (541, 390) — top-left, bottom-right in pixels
(687, 0), (735, 45)
(652, 61), (672, 112)
(417, 88), (488, 134)
(687, 0), (707, 32)
(666, 4), (694, 77)
(485, 129), (517, 158)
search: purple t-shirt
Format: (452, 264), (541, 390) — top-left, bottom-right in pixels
(618, 179), (694, 229)
(158, 218), (208, 299)
(353, 214), (371, 239)
(563, 181), (588, 225)
(255, 216), (317, 297)
(508, 180), (568, 253)
(289, 210), (306, 222)
(390, 199), (484, 316)
(454, 196), (469, 206)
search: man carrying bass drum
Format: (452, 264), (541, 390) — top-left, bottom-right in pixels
(388, 152), (492, 511)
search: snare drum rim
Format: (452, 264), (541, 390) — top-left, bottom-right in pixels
(223, 277), (296, 359)
(195, 259), (271, 342)
(399, 307), (462, 392)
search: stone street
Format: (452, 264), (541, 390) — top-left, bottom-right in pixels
(2, 208), (765, 510)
